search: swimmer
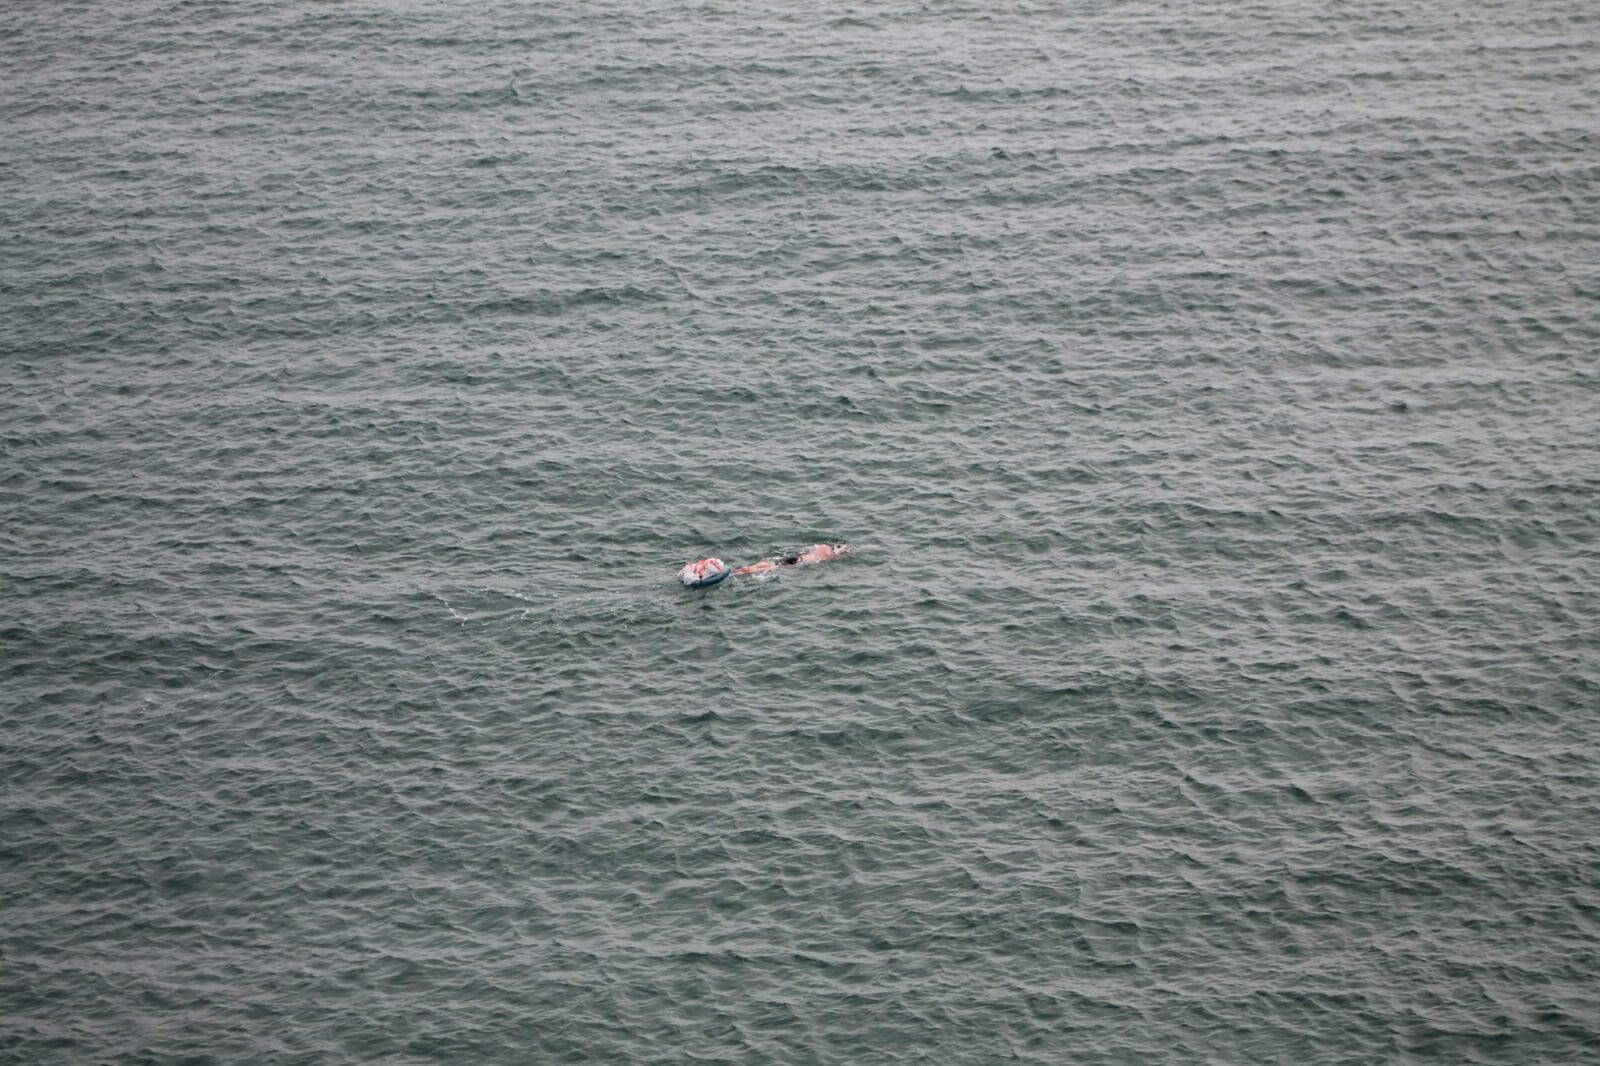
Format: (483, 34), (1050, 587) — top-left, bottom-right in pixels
(733, 543), (849, 576)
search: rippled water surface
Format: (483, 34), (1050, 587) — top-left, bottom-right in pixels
(4, 0), (1599, 1060)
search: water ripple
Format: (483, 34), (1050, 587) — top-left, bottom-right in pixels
(4, 0), (1599, 1061)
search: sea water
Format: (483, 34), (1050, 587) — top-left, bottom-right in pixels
(3, 0), (1598, 1060)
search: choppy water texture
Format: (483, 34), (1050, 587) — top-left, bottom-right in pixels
(4, 0), (1599, 1061)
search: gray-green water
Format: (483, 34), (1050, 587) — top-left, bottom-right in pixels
(4, 0), (1599, 1061)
